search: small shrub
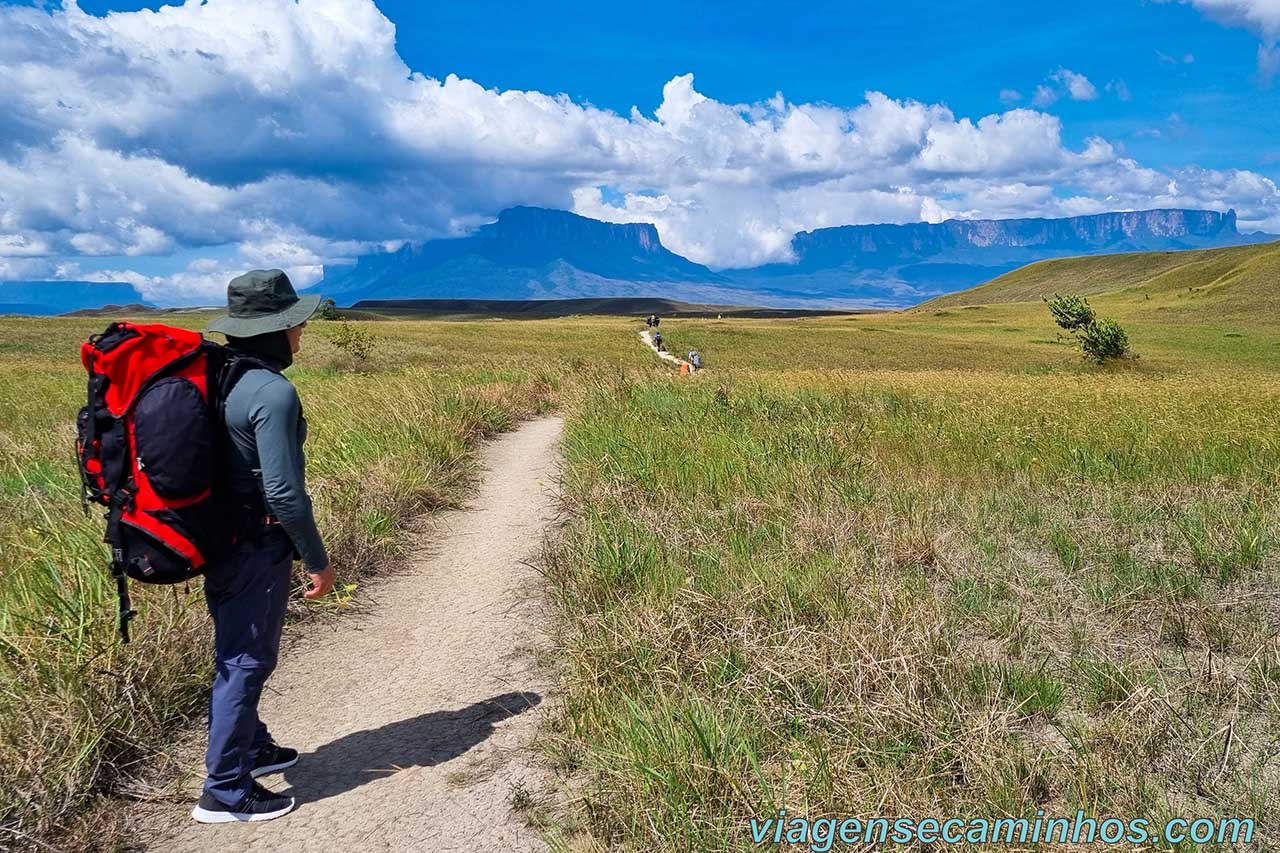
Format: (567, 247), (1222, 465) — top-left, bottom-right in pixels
(319, 297), (342, 321)
(1044, 293), (1131, 362)
(1078, 316), (1129, 362)
(331, 321), (376, 361)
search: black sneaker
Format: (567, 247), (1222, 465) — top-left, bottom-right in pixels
(251, 743), (299, 778)
(191, 782), (296, 823)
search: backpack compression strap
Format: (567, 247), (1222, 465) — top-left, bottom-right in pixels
(105, 485), (137, 643)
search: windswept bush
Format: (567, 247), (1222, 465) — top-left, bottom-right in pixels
(319, 297), (343, 321)
(1079, 316), (1130, 362)
(331, 321), (377, 361)
(1045, 294), (1131, 362)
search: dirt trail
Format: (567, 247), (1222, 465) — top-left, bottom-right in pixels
(640, 328), (689, 367)
(141, 417), (564, 853)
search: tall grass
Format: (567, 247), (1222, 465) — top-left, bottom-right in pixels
(548, 371), (1280, 850)
(0, 313), (638, 845)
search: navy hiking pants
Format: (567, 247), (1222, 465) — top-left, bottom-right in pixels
(202, 531), (293, 805)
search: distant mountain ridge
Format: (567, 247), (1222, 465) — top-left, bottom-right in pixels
(789, 208), (1239, 262)
(316, 206), (1269, 309)
(2, 207), (1270, 315)
(0, 281), (153, 316)
(725, 208), (1265, 304)
(345, 297), (860, 319)
(318, 206), (728, 304)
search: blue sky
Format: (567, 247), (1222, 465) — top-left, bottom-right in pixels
(421, 0), (1275, 174)
(54, 0), (1277, 174)
(1, 0), (1278, 302)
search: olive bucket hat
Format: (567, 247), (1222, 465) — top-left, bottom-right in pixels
(207, 269), (322, 337)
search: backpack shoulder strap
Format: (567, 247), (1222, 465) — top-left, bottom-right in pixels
(210, 347), (279, 412)
(208, 347), (281, 529)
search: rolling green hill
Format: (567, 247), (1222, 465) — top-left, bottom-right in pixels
(919, 240), (1280, 315)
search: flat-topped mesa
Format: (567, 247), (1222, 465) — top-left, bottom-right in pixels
(325, 207), (674, 279)
(483, 206), (665, 255)
(316, 205), (724, 302)
(790, 208), (1240, 264)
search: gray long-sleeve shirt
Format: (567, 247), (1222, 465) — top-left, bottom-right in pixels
(224, 367), (328, 571)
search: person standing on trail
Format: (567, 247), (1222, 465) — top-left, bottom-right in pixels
(191, 269), (334, 824)
(654, 330), (665, 352)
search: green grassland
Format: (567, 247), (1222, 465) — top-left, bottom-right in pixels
(922, 239), (1280, 313)
(544, 261), (1278, 850)
(554, 371), (1278, 850)
(1, 249), (1278, 849)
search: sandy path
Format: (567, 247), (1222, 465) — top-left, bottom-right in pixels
(640, 328), (690, 367)
(141, 417), (564, 853)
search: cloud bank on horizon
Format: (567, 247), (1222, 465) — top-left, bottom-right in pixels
(2, 0), (1279, 303)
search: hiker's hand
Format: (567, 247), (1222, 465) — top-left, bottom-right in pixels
(305, 564), (335, 600)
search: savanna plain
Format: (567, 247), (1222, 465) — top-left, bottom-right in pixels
(1, 243), (1278, 850)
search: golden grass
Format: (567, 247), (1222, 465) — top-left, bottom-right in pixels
(920, 240), (1280, 310)
(0, 287), (1276, 851)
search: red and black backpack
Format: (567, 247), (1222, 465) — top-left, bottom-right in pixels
(77, 322), (262, 641)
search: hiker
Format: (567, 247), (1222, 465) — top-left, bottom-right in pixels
(654, 330), (665, 352)
(688, 350), (702, 370)
(645, 314), (655, 328)
(652, 314), (661, 328)
(191, 270), (333, 824)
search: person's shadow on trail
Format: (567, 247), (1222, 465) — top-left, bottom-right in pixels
(279, 691), (542, 805)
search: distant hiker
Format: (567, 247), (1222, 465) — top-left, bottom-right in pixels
(645, 314), (656, 328)
(193, 270), (333, 824)
(688, 350), (702, 370)
(653, 314), (661, 328)
(654, 330), (665, 352)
